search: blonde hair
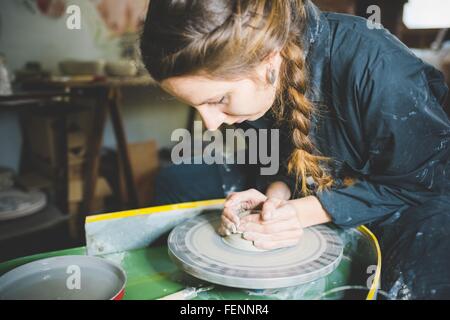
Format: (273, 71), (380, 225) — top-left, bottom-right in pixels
(141, 0), (336, 196)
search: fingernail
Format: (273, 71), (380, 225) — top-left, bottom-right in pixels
(227, 223), (235, 232)
(243, 232), (255, 240)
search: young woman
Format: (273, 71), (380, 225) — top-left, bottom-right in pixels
(140, 0), (450, 299)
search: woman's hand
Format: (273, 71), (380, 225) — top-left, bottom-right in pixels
(218, 182), (292, 237)
(238, 198), (304, 250)
(218, 189), (267, 236)
(238, 196), (333, 250)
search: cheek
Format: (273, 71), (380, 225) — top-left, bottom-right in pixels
(228, 82), (273, 116)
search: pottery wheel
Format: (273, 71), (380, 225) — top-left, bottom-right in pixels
(168, 211), (344, 289)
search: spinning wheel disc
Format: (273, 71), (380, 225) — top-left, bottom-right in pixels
(168, 212), (344, 289)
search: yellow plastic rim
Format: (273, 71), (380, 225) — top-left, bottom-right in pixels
(85, 199), (225, 223)
(357, 225), (382, 300)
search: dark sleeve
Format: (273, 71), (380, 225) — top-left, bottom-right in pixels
(316, 51), (450, 228)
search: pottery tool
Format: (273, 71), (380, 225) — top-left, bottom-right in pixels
(158, 285), (214, 300)
(168, 211), (344, 289)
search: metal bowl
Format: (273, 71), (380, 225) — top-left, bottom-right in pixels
(59, 60), (105, 76)
(105, 60), (138, 77)
(0, 255), (127, 300)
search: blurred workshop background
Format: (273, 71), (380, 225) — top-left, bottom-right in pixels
(0, 0), (449, 262)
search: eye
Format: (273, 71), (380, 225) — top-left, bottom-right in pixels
(208, 96), (227, 106)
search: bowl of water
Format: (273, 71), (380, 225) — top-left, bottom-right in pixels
(0, 255), (126, 300)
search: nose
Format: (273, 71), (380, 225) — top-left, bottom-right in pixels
(196, 107), (224, 131)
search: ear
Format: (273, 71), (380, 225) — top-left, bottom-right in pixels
(263, 50), (283, 86)
(253, 50), (282, 86)
(263, 50), (282, 66)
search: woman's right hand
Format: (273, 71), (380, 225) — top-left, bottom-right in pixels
(218, 189), (267, 236)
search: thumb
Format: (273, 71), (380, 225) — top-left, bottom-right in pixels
(262, 197), (284, 221)
(225, 189), (267, 210)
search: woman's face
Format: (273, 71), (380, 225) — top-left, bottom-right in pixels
(161, 56), (280, 130)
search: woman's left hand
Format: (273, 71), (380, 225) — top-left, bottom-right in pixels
(237, 197), (304, 250)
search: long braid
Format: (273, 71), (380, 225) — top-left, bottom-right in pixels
(275, 3), (334, 196)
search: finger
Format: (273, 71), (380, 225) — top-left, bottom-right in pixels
(217, 225), (231, 236)
(223, 207), (241, 226)
(262, 204), (297, 224)
(237, 214), (263, 232)
(221, 215), (237, 233)
(254, 238), (301, 250)
(239, 213), (262, 224)
(217, 218), (231, 236)
(243, 219), (302, 234)
(240, 204), (296, 226)
(218, 215), (236, 236)
(261, 198), (284, 221)
(224, 189), (267, 209)
(243, 230), (303, 242)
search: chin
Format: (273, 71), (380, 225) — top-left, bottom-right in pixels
(247, 114), (264, 121)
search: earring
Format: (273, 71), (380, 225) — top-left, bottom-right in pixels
(268, 68), (277, 85)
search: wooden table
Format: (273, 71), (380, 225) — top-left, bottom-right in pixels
(19, 76), (157, 215)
